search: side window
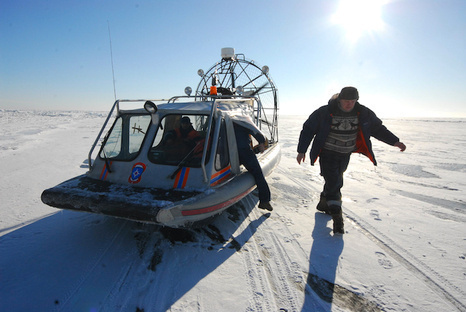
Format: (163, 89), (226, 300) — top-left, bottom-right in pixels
(215, 119), (230, 170)
(149, 114), (210, 167)
(100, 114), (150, 161)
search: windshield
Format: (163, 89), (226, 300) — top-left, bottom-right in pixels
(100, 114), (151, 161)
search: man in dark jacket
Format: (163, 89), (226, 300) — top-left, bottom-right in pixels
(234, 122), (273, 211)
(296, 87), (406, 234)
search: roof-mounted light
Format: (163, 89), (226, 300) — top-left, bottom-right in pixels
(262, 65), (269, 74)
(184, 86), (192, 96)
(197, 69), (204, 77)
(221, 47), (235, 60)
(236, 85), (244, 95)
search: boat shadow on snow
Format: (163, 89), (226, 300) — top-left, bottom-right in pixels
(0, 193), (269, 311)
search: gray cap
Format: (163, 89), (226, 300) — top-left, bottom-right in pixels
(338, 87), (359, 100)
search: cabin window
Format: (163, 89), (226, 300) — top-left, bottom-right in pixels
(99, 114), (151, 161)
(215, 119), (230, 170)
(149, 114), (211, 167)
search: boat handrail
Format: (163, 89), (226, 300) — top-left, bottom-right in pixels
(87, 95), (271, 177)
(167, 94), (260, 103)
(116, 99), (169, 111)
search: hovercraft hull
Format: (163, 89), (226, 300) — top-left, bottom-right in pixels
(42, 144), (280, 227)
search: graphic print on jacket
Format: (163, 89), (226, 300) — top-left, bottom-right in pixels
(323, 115), (359, 154)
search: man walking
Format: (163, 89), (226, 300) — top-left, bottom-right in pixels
(297, 87), (406, 234)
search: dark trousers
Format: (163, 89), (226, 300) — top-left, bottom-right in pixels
(319, 150), (351, 205)
(238, 147), (271, 202)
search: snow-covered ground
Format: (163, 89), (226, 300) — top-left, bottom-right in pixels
(1, 109), (465, 311)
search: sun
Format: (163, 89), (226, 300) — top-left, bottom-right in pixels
(332, 0), (388, 42)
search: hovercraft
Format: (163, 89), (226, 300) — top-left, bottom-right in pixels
(41, 48), (280, 227)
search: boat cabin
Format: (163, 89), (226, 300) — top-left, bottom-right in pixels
(88, 97), (263, 191)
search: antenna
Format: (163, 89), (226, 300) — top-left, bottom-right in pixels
(107, 21), (117, 101)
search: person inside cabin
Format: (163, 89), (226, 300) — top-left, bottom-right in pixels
(165, 117), (199, 144)
(164, 116), (203, 162)
(233, 122), (273, 212)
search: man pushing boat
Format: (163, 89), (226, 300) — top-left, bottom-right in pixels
(233, 118), (273, 212)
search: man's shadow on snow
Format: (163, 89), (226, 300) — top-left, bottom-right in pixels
(303, 212), (344, 311)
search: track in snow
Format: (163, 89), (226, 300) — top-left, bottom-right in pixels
(230, 195), (304, 311)
(344, 209), (466, 312)
(276, 166), (466, 311)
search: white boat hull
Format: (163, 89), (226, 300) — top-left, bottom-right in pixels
(42, 144), (280, 227)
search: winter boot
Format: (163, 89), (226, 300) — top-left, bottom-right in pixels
(258, 201), (273, 211)
(316, 194), (330, 214)
(328, 205), (344, 234)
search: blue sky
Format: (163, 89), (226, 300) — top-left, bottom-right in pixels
(1, 0), (465, 117)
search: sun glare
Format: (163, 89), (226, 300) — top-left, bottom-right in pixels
(332, 0), (387, 42)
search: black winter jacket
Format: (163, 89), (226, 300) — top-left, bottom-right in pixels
(234, 123), (266, 150)
(297, 99), (399, 166)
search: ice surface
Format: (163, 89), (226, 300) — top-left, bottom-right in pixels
(1, 110), (465, 311)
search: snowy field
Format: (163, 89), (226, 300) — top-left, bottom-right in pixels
(0, 109), (465, 311)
